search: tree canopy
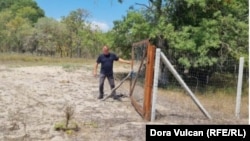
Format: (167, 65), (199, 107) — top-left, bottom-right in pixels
(114, 0), (248, 70)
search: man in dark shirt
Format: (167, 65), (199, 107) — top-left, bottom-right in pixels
(93, 46), (131, 99)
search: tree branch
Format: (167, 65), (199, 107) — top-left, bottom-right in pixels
(135, 2), (154, 13)
(135, 3), (151, 9)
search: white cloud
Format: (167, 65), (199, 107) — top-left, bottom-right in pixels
(90, 21), (110, 32)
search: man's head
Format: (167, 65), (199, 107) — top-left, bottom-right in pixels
(102, 46), (109, 55)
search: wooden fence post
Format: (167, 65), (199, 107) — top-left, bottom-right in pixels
(143, 43), (156, 121)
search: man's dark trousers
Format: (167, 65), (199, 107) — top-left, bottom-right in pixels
(98, 73), (116, 99)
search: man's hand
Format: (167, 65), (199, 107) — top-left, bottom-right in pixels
(94, 63), (98, 77)
(93, 70), (97, 77)
(127, 60), (132, 64)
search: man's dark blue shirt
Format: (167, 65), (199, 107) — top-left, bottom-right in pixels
(96, 53), (119, 75)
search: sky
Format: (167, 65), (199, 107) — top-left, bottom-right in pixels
(35, 0), (148, 32)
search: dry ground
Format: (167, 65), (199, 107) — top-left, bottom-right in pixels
(0, 62), (248, 141)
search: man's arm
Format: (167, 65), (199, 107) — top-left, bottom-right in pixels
(118, 58), (131, 64)
(93, 63), (98, 77)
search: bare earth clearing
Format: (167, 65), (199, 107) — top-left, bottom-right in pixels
(0, 64), (248, 141)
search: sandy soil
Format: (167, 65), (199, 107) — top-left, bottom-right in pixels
(0, 64), (248, 141)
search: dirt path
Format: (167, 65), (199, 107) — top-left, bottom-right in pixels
(0, 65), (248, 141)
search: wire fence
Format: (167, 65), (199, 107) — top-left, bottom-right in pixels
(129, 40), (149, 118)
(118, 40), (249, 122)
(158, 58), (249, 95)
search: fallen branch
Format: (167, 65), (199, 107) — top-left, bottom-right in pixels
(102, 71), (133, 101)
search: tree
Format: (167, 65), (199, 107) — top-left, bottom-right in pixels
(5, 16), (33, 53)
(166, 0), (248, 70)
(34, 17), (69, 56)
(111, 10), (150, 58)
(0, 0), (44, 23)
(114, 0), (248, 87)
(0, 0), (44, 53)
(0, 10), (12, 52)
(61, 8), (91, 58)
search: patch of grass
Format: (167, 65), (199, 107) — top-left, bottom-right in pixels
(0, 53), (95, 67)
(54, 122), (66, 130)
(82, 121), (98, 128)
(62, 64), (82, 72)
(54, 120), (79, 132)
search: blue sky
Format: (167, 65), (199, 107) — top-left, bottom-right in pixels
(35, 0), (148, 32)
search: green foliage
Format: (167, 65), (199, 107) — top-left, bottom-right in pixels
(60, 8), (107, 58)
(0, 0), (44, 23)
(33, 17), (66, 56)
(54, 120), (79, 132)
(54, 122), (66, 130)
(111, 10), (150, 58)
(111, 0), (248, 70)
(0, 1), (111, 58)
(0, 0), (44, 53)
(16, 6), (40, 23)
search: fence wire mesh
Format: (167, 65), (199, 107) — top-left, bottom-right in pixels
(130, 42), (148, 114)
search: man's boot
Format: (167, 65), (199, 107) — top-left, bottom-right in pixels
(98, 93), (103, 99)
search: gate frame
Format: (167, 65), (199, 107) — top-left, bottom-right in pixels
(130, 39), (156, 121)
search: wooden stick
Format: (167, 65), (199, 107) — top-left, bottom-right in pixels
(102, 72), (132, 101)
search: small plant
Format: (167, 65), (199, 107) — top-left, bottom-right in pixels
(54, 122), (66, 131)
(64, 105), (74, 128)
(65, 129), (74, 135)
(54, 104), (79, 132)
(54, 120), (79, 131)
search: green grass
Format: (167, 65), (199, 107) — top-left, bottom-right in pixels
(0, 53), (95, 68)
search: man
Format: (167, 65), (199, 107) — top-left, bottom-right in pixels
(93, 46), (131, 100)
